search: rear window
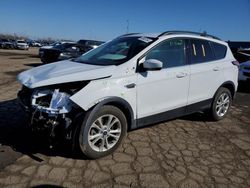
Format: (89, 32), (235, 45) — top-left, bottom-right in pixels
(212, 42), (227, 60)
(190, 39), (214, 64)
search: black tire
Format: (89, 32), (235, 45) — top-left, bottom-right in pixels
(210, 87), (232, 121)
(78, 105), (127, 159)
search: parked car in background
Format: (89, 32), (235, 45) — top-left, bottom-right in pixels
(15, 40), (29, 50)
(0, 39), (14, 49)
(17, 31), (238, 159)
(77, 39), (104, 50)
(228, 41), (250, 63)
(33, 41), (42, 47)
(239, 60), (250, 82)
(28, 40), (42, 47)
(237, 48), (250, 62)
(40, 42), (88, 63)
(39, 41), (72, 57)
(228, 45), (250, 82)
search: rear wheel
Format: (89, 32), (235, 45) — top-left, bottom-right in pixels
(210, 87), (232, 121)
(78, 105), (127, 159)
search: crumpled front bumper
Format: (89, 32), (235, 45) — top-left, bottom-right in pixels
(18, 86), (76, 129)
(18, 86), (73, 114)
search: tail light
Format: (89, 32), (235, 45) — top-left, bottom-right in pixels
(232, 60), (240, 67)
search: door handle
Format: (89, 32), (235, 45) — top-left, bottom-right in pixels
(176, 72), (187, 78)
(125, 83), (136, 88)
(213, 67), (220, 71)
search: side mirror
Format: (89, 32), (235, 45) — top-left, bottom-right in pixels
(143, 59), (163, 71)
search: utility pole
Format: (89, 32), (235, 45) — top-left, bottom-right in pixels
(126, 20), (129, 34)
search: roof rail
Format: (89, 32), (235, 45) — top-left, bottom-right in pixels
(158, 30), (221, 40)
(119, 33), (141, 37)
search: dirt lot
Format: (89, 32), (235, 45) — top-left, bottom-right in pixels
(0, 48), (250, 187)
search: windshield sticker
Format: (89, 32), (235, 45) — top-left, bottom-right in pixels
(138, 37), (153, 43)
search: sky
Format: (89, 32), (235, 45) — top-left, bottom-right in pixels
(0, 0), (250, 41)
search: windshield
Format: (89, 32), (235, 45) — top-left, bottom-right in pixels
(17, 41), (25, 43)
(74, 36), (156, 66)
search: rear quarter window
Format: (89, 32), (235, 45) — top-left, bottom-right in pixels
(212, 42), (227, 60)
(190, 39), (215, 64)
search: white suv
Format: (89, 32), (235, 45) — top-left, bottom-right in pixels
(15, 40), (29, 50)
(17, 31), (238, 158)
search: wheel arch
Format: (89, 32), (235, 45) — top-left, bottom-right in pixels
(90, 97), (136, 131)
(210, 81), (236, 110)
(71, 97), (136, 153)
(219, 81), (236, 99)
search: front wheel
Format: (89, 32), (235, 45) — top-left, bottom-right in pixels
(210, 87), (232, 121)
(78, 105), (127, 159)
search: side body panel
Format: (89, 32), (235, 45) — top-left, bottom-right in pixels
(70, 74), (137, 118)
(136, 66), (190, 119)
(188, 60), (225, 105)
(187, 41), (238, 105)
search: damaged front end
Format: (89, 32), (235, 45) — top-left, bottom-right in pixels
(17, 82), (88, 146)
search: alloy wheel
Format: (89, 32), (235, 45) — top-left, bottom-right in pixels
(215, 92), (230, 117)
(87, 114), (121, 152)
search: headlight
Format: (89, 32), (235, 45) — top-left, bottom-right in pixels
(29, 81), (89, 114)
(50, 89), (72, 112)
(31, 89), (73, 115)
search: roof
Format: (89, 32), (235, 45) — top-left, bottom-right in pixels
(120, 31), (221, 41)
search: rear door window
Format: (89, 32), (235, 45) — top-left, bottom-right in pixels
(190, 39), (215, 64)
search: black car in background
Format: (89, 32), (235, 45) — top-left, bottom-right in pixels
(39, 41), (72, 57)
(0, 39), (14, 49)
(40, 42), (88, 63)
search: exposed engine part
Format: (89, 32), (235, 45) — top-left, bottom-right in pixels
(64, 117), (72, 129)
(18, 86), (81, 149)
(30, 108), (74, 148)
(29, 89), (76, 144)
(47, 119), (59, 137)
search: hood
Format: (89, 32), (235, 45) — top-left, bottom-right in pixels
(17, 60), (116, 88)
